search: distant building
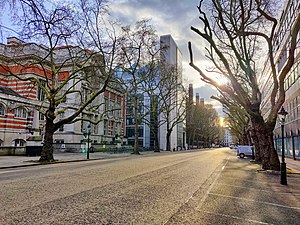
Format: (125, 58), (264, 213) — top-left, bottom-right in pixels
(200, 98), (204, 106)
(223, 127), (233, 147)
(188, 84), (193, 106)
(196, 93), (200, 105)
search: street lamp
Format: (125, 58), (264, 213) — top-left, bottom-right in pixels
(278, 107), (288, 185)
(83, 124), (91, 159)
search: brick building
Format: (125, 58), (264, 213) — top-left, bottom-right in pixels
(0, 37), (124, 147)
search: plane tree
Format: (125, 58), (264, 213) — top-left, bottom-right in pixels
(148, 62), (187, 151)
(189, 0), (300, 170)
(0, 0), (123, 162)
(117, 19), (160, 154)
(187, 102), (222, 148)
(212, 94), (255, 150)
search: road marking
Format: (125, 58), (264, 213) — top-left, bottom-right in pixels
(196, 157), (229, 210)
(216, 183), (300, 195)
(208, 193), (300, 210)
(164, 155), (230, 225)
(218, 176), (285, 185)
(200, 210), (274, 225)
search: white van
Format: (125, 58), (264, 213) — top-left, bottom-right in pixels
(237, 145), (254, 158)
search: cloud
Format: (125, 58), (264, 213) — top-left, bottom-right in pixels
(193, 84), (224, 116)
(109, 0), (206, 81)
(193, 84), (218, 102)
(109, 0), (223, 115)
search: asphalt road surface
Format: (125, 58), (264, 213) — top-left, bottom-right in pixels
(1, 148), (299, 225)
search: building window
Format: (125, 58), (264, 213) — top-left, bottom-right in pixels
(14, 107), (27, 118)
(59, 125), (64, 131)
(92, 124), (97, 134)
(38, 79), (46, 101)
(0, 104), (5, 116)
(82, 87), (90, 102)
(15, 139), (25, 146)
(39, 112), (45, 120)
(104, 120), (108, 135)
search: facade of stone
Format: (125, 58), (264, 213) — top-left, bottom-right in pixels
(0, 37), (124, 147)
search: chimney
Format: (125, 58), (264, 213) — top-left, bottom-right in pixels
(200, 98), (204, 106)
(7, 37), (25, 46)
(196, 93), (200, 105)
(188, 84), (193, 105)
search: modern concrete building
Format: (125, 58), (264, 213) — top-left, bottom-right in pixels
(159, 35), (186, 150)
(259, 0), (300, 159)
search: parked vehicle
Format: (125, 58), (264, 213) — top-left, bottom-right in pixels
(229, 144), (238, 149)
(237, 145), (254, 158)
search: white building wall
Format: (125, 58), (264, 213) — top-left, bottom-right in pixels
(159, 35), (186, 150)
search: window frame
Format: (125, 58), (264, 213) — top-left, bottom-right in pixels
(0, 104), (5, 116)
(14, 107), (27, 118)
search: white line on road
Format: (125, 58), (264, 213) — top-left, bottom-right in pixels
(216, 183), (300, 195)
(164, 155), (230, 225)
(196, 157), (229, 210)
(200, 210), (274, 225)
(208, 193), (300, 210)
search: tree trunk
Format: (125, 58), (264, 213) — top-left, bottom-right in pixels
(153, 122), (160, 152)
(39, 101), (56, 162)
(165, 113), (172, 151)
(39, 117), (55, 162)
(250, 115), (280, 170)
(242, 128), (249, 145)
(250, 126), (262, 162)
(133, 95), (140, 155)
(154, 132), (160, 152)
(166, 130), (171, 151)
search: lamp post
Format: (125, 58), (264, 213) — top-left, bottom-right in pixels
(83, 124), (91, 159)
(278, 107), (288, 185)
(87, 124), (91, 159)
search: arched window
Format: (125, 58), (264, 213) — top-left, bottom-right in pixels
(14, 107), (27, 118)
(0, 104), (5, 116)
(15, 139), (25, 147)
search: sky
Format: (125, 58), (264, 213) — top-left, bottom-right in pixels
(108, 0), (223, 114)
(0, 0), (223, 115)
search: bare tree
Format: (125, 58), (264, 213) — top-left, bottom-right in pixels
(118, 19), (160, 154)
(213, 95), (252, 146)
(189, 0), (300, 170)
(187, 102), (222, 148)
(157, 63), (187, 151)
(0, 0), (122, 162)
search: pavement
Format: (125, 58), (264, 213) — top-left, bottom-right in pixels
(166, 153), (300, 225)
(0, 151), (138, 169)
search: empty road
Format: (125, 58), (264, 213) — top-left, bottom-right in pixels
(1, 148), (299, 224)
